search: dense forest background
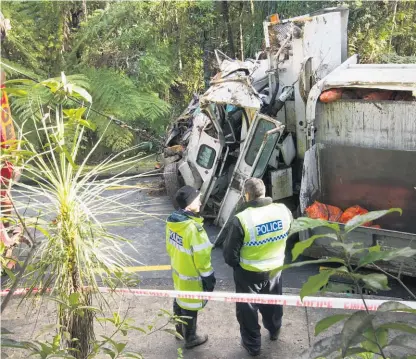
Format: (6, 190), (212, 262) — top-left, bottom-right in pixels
(2, 0), (416, 156)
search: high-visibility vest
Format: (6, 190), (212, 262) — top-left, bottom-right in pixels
(166, 214), (213, 311)
(236, 203), (292, 272)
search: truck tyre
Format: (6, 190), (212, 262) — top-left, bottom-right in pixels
(163, 162), (181, 209)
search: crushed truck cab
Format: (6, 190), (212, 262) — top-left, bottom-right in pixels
(162, 7), (416, 275)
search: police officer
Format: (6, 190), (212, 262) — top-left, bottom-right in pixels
(223, 178), (293, 356)
(166, 185), (216, 349)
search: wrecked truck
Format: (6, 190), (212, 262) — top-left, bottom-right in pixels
(162, 7), (416, 276)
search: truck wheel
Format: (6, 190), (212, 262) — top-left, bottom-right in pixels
(163, 162), (182, 209)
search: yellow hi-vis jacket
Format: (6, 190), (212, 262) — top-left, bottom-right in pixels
(236, 203), (292, 272)
(166, 210), (213, 311)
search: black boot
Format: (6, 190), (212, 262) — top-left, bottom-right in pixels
(270, 327), (281, 341)
(183, 317), (208, 349)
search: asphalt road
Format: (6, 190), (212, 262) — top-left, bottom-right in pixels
(9, 176), (416, 300)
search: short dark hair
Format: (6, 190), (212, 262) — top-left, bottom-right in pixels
(244, 178), (265, 200)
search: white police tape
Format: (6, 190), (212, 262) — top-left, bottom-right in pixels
(1, 287), (416, 312)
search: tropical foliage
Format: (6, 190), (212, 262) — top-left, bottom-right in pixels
(2, 1), (416, 157)
(280, 210), (416, 359)
(0, 76), (166, 357)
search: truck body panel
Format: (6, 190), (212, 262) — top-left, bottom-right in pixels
(162, 7), (416, 275)
(300, 143), (416, 276)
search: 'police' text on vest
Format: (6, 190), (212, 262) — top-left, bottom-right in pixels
(255, 220), (283, 236)
(169, 230), (183, 246)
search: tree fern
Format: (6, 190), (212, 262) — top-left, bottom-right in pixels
(3, 62), (170, 154)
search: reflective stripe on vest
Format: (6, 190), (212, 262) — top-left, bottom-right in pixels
(172, 268), (200, 281)
(237, 203), (291, 272)
(176, 299), (204, 310)
(240, 253), (285, 268)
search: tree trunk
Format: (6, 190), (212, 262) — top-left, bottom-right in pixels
(59, 214), (94, 358)
(175, 7), (183, 71)
(239, 1), (244, 61)
(221, 1), (235, 58)
(389, 0), (398, 50)
(60, 291), (94, 359)
(203, 29), (212, 90)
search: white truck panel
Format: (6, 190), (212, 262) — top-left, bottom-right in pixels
(315, 101), (416, 151)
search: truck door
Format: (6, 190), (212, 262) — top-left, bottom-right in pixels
(214, 114), (284, 244)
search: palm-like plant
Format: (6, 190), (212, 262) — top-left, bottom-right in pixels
(5, 77), (162, 357)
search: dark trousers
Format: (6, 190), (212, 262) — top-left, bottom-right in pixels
(234, 266), (283, 351)
(173, 299), (198, 339)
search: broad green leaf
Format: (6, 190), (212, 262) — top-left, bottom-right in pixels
(361, 338), (378, 353)
(289, 217), (340, 236)
(361, 326), (389, 352)
(387, 334), (416, 350)
(127, 326), (147, 334)
(71, 85), (92, 103)
(52, 334), (61, 349)
(300, 269), (335, 300)
(275, 258), (346, 273)
(102, 348), (116, 359)
(69, 293), (80, 306)
(359, 247), (416, 267)
(292, 233), (338, 261)
(78, 119), (96, 130)
(159, 308), (173, 316)
(361, 273), (389, 290)
(1, 338), (29, 349)
(331, 241), (362, 255)
(163, 328), (184, 339)
(376, 328), (388, 348)
(113, 312), (121, 326)
(75, 107), (86, 119)
(114, 341), (127, 353)
(343, 347), (374, 356)
(341, 311), (375, 357)
(40, 78), (60, 92)
(345, 208), (402, 233)
(378, 322), (416, 335)
(315, 314), (350, 336)
(3, 88), (28, 96)
(369, 245), (381, 253)
(377, 301), (416, 313)
(2, 267), (16, 281)
(4, 79), (35, 85)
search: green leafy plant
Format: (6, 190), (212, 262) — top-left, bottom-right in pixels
(2, 307), (185, 358)
(279, 209), (416, 359)
(0, 76), (165, 357)
(2, 64), (170, 154)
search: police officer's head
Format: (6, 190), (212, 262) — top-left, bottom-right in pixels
(244, 178), (266, 202)
(176, 185), (201, 213)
